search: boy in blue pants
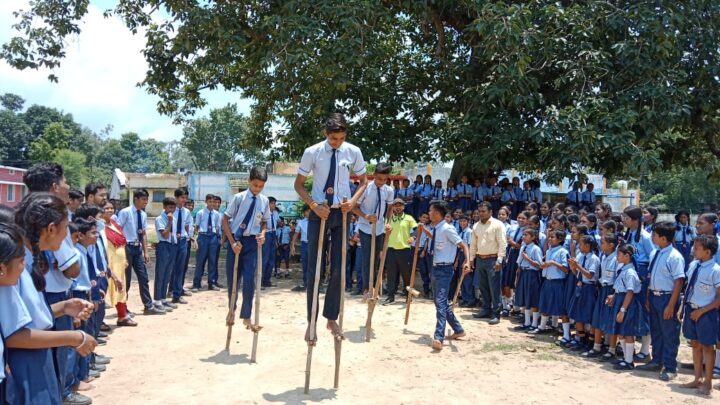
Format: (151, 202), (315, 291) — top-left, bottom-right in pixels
(427, 201), (471, 351)
(637, 221), (685, 381)
(192, 194), (221, 291)
(222, 167), (270, 329)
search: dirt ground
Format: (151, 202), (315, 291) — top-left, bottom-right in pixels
(88, 247), (714, 405)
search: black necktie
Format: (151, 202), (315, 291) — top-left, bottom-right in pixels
(136, 209), (143, 242)
(177, 208), (183, 238)
(376, 186), (382, 216)
(324, 149), (337, 205)
(208, 209), (213, 232)
(240, 196), (257, 235)
(681, 226), (686, 244)
(94, 244), (105, 272)
(685, 262), (701, 301)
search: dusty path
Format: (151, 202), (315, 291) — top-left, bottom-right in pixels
(89, 251), (710, 404)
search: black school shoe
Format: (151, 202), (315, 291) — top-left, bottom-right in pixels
(613, 361), (635, 370)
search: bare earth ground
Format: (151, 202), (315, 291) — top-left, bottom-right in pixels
(89, 248), (713, 405)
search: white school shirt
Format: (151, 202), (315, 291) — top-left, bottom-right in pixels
(517, 243), (543, 270)
(116, 205), (147, 243)
(575, 252), (600, 283)
(613, 263), (641, 293)
(296, 218), (309, 243)
(598, 251), (619, 286)
(648, 245), (685, 292)
(544, 246), (569, 280)
(297, 139), (367, 205)
(225, 190), (272, 237)
(685, 259), (720, 307)
(356, 182), (394, 236)
(431, 222), (463, 265)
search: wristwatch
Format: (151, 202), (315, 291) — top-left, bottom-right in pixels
(620, 307), (626, 313)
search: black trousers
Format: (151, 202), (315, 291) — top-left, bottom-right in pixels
(386, 248), (412, 299)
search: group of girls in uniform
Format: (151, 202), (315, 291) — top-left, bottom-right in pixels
(1, 194), (99, 403)
(489, 200), (720, 396)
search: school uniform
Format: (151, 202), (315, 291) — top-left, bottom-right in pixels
(501, 189), (517, 218)
(260, 209), (280, 286)
(417, 183), (433, 218)
(224, 190), (271, 319)
(581, 190), (596, 208)
(43, 227), (79, 400)
(539, 245), (569, 316)
(593, 251), (619, 333)
(192, 207), (221, 289)
(346, 220), (359, 290)
(566, 190), (582, 207)
(398, 187), (415, 216)
(502, 224), (524, 289)
(0, 249), (60, 404)
(674, 224), (696, 273)
(182, 210), (195, 286)
(568, 252), (600, 323)
(514, 185), (526, 216)
(626, 227), (655, 308)
(276, 224), (291, 272)
(515, 242), (543, 308)
(412, 224), (432, 296)
(457, 226), (475, 305)
(296, 218), (310, 287)
(483, 183), (502, 216)
(356, 182), (394, 291)
(562, 249), (579, 314)
(166, 206), (193, 300)
(298, 139), (366, 321)
(410, 182), (423, 219)
(533, 187), (543, 204)
(472, 185), (485, 211)
(72, 244), (95, 383)
(456, 182), (473, 213)
(116, 205), (154, 310)
(430, 186), (445, 203)
(428, 222), (465, 342)
(612, 263), (650, 337)
(444, 187), (458, 211)
(155, 212), (178, 302)
(682, 259), (720, 345)
(647, 245), (685, 370)
(85, 242), (106, 370)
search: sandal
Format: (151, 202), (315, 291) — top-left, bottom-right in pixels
(116, 317), (137, 327)
(555, 337), (571, 346)
(613, 361), (635, 370)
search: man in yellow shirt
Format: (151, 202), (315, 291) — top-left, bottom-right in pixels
(383, 198), (418, 305)
(468, 201), (507, 324)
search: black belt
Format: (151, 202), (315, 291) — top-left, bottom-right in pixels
(127, 241), (142, 246)
(198, 232), (218, 236)
(600, 283), (613, 287)
(434, 262), (454, 266)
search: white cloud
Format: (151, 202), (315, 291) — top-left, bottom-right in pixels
(0, 0), (251, 142)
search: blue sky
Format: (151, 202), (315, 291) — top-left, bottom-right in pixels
(0, 0), (252, 142)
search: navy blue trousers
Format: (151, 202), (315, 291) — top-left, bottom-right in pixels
(225, 236), (259, 319)
(193, 234), (219, 288)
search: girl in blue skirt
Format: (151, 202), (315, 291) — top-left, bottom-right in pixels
(1, 194), (97, 404)
(674, 210), (696, 273)
(585, 233), (619, 360)
(530, 230), (571, 343)
(564, 225), (588, 317)
(567, 235), (599, 351)
(514, 229), (543, 331)
(607, 244), (650, 370)
(502, 211), (527, 316)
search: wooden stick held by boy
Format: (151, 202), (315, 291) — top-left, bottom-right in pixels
(405, 224), (424, 325)
(304, 218), (326, 394)
(365, 221), (377, 342)
(225, 251), (241, 352)
(250, 246), (263, 363)
(334, 198), (348, 389)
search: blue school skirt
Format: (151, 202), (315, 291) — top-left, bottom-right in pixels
(515, 269), (541, 308)
(539, 279), (566, 316)
(563, 271), (577, 315)
(612, 292), (649, 337)
(5, 347), (61, 405)
(682, 305), (718, 346)
(501, 248), (521, 289)
(593, 285), (615, 332)
(568, 283), (597, 323)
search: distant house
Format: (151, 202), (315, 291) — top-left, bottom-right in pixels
(109, 169), (185, 216)
(0, 165), (27, 208)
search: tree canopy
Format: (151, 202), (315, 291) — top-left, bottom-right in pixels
(2, 1), (720, 181)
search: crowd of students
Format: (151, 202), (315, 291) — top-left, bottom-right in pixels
(2, 157), (720, 401)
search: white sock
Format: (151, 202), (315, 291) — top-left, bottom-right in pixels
(608, 346), (616, 355)
(640, 335), (651, 355)
(524, 309), (532, 326)
(562, 323), (570, 340)
(625, 342), (634, 363)
(155, 300), (163, 306)
(552, 316), (559, 327)
(715, 350), (720, 368)
(604, 335), (610, 345)
(532, 312), (540, 327)
(540, 315), (549, 329)
(574, 333), (582, 342)
(593, 343), (602, 351)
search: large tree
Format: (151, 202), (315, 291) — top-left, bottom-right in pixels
(181, 103), (267, 172)
(3, 1), (720, 181)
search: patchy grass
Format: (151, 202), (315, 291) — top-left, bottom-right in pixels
(482, 342), (524, 353)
